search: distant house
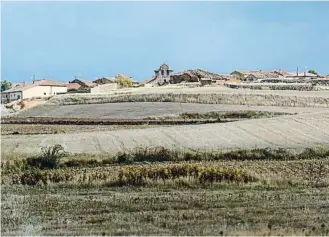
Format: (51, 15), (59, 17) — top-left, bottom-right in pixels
(273, 70), (320, 79)
(273, 70), (292, 78)
(170, 71), (199, 84)
(285, 72), (319, 79)
(170, 69), (232, 84)
(200, 78), (212, 86)
(70, 78), (96, 88)
(1, 79), (67, 104)
(93, 77), (116, 85)
(66, 83), (81, 90)
(132, 81), (140, 87)
(11, 82), (25, 88)
(231, 70), (279, 82)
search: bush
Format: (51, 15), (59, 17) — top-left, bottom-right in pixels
(117, 152), (134, 164)
(27, 144), (67, 169)
(64, 159), (100, 168)
(116, 163), (257, 186)
(117, 147), (178, 164)
(117, 77), (133, 88)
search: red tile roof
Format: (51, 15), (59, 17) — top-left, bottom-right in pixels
(12, 82), (25, 88)
(66, 83), (81, 89)
(34, 79), (67, 87)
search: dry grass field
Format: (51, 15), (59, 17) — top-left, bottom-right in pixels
(15, 102), (325, 118)
(2, 184), (329, 236)
(2, 146), (329, 236)
(2, 110), (329, 155)
(2, 88), (329, 236)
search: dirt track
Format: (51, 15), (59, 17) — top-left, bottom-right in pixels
(2, 111), (329, 155)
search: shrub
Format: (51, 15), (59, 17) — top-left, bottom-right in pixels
(117, 77), (133, 88)
(117, 152), (134, 164)
(27, 144), (67, 169)
(298, 148), (329, 160)
(64, 159), (100, 168)
(116, 163), (257, 186)
(117, 147), (177, 164)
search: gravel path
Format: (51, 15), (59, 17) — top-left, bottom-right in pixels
(3, 111), (329, 155)
(16, 102), (329, 119)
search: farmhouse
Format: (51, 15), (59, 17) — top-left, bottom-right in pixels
(70, 78), (96, 88)
(285, 72), (319, 79)
(231, 70), (279, 82)
(93, 77), (116, 85)
(1, 79), (67, 104)
(132, 81), (140, 87)
(66, 83), (81, 90)
(273, 70), (320, 79)
(169, 69), (229, 84)
(200, 78), (212, 86)
(11, 82), (25, 88)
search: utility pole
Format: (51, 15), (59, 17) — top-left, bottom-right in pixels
(297, 67), (299, 77)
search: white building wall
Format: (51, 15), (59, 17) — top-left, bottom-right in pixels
(23, 86), (67, 99)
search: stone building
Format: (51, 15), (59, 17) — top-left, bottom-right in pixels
(154, 63), (174, 84)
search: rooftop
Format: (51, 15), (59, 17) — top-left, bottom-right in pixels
(2, 79), (67, 93)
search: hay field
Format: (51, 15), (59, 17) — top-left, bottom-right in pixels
(2, 110), (329, 155)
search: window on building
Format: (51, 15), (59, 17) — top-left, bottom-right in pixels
(17, 95), (20, 100)
(44, 93), (46, 95)
(161, 70), (164, 76)
(167, 70), (170, 75)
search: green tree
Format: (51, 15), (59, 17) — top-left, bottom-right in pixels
(0, 80), (12, 92)
(117, 77), (133, 87)
(308, 69), (318, 75)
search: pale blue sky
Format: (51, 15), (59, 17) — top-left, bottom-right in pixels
(2, 1), (329, 82)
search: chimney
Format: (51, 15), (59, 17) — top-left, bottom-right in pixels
(297, 67), (299, 77)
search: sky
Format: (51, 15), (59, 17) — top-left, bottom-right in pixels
(1, 1), (329, 82)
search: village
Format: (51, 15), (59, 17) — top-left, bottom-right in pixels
(1, 63), (329, 105)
